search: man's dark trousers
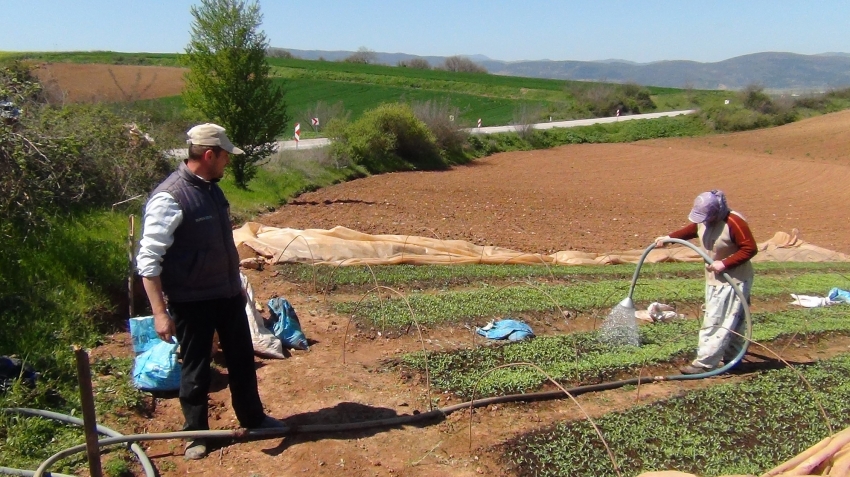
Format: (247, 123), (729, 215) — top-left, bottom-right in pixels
(171, 294), (265, 431)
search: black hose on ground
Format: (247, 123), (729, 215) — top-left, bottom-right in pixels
(12, 374), (676, 477)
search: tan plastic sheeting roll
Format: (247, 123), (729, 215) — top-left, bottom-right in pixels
(233, 223), (850, 267)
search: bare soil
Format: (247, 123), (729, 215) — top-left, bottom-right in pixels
(87, 108), (850, 476)
(31, 63), (186, 103)
(262, 110), (850, 255)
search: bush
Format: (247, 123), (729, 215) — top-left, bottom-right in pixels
(411, 99), (469, 161)
(35, 104), (173, 204)
(826, 87), (850, 100)
(343, 47), (378, 65)
(398, 58), (431, 70)
(329, 103), (446, 173)
(740, 84), (777, 114)
(1, 64), (172, 234)
(439, 56), (487, 74)
(793, 95), (829, 110)
(267, 47), (296, 59)
(568, 82), (656, 117)
(700, 86), (797, 132)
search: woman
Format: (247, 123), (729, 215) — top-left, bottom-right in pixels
(655, 190), (757, 374)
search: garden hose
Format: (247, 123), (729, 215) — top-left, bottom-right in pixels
(1, 407), (154, 477)
(7, 238), (753, 476)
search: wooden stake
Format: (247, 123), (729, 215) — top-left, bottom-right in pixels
(73, 346), (103, 477)
(128, 214), (135, 318)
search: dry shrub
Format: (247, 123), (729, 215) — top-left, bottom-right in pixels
(439, 56), (487, 74)
(512, 103), (543, 139)
(569, 82), (656, 117)
(343, 47), (378, 64)
(398, 58), (431, 70)
(411, 99), (468, 157)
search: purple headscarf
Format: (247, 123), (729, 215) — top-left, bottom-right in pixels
(688, 190), (730, 224)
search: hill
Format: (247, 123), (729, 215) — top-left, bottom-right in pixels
(274, 48), (850, 92)
(481, 52), (850, 91)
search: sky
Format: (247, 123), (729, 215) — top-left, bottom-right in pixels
(2, 1), (848, 63)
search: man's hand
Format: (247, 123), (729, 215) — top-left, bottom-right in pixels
(142, 276), (176, 343)
(706, 260), (727, 273)
(154, 311), (176, 343)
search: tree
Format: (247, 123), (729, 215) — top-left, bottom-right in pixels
(183, 0), (289, 188)
(344, 47), (378, 65)
(440, 56), (487, 74)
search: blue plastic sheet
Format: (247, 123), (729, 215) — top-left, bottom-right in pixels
(267, 298), (309, 350)
(828, 287), (850, 304)
(476, 319), (535, 342)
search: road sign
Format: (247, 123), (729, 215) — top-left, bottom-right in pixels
(477, 118), (482, 128)
(294, 123), (300, 142)
(311, 117), (319, 127)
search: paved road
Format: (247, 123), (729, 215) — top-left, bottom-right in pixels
(169, 109), (696, 157)
(470, 109), (696, 134)
(167, 137), (331, 158)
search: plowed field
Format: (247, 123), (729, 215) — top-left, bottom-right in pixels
(32, 63), (185, 102)
(261, 110), (850, 255)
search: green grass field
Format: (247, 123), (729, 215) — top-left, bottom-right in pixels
(4, 51), (729, 127)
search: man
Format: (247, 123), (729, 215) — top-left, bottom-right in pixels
(136, 123), (284, 460)
(655, 190), (757, 375)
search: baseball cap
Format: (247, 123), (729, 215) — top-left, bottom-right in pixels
(688, 191), (718, 223)
(186, 123), (244, 154)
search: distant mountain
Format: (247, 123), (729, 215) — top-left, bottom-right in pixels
(480, 52), (850, 91)
(271, 48), (850, 91)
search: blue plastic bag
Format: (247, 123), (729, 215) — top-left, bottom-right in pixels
(267, 297), (309, 350)
(129, 316), (160, 354)
(476, 319), (535, 342)
(828, 287), (850, 304)
(132, 339), (181, 391)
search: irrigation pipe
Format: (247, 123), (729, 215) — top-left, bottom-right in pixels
(10, 239), (752, 476)
(0, 468), (73, 477)
(1, 408), (154, 477)
(18, 374), (706, 477)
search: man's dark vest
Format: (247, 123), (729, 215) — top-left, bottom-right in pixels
(149, 161), (241, 302)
